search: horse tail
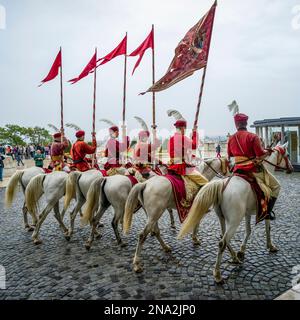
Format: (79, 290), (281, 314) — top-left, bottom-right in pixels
(178, 179), (224, 239)
(81, 177), (105, 226)
(123, 183), (146, 235)
(5, 170), (24, 208)
(64, 171), (82, 210)
(25, 174), (46, 223)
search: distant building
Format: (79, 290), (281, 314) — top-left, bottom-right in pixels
(251, 117), (300, 170)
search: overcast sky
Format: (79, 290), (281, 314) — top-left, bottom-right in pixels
(0, 0), (299, 139)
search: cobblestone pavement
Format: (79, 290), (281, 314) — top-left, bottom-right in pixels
(0, 172), (299, 300)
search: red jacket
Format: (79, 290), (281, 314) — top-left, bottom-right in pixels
(71, 139), (97, 172)
(227, 129), (266, 172)
(50, 138), (69, 157)
(104, 137), (129, 167)
(134, 139), (161, 164)
(167, 131), (198, 175)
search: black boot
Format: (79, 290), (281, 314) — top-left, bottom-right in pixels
(266, 197), (277, 220)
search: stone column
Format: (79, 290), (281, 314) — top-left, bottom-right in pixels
(264, 126), (269, 146)
(281, 125), (285, 144)
(255, 127), (259, 136)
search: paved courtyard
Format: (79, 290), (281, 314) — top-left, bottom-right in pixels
(0, 172), (299, 300)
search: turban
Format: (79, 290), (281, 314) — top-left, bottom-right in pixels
(53, 132), (61, 139)
(174, 120), (187, 128)
(138, 130), (150, 139)
(109, 126), (119, 133)
(234, 113), (248, 125)
(75, 130), (85, 138)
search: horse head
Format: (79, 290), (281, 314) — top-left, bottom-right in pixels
(272, 142), (293, 174)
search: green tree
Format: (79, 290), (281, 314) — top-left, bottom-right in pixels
(0, 124), (27, 146)
(25, 127), (52, 145)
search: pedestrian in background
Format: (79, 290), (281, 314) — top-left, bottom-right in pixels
(34, 150), (45, 168)
(216, 144), (221, 158)
(0, 153), (5, 182)
(15, 147), (24, 166)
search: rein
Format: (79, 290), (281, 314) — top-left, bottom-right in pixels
(263, 146), (291, 171)
(204, 160), (226, 179)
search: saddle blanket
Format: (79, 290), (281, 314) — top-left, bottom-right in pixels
(165, 174), (195, 223)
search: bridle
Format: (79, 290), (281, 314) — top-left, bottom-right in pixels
(204, 158), (228, 179)
(263, 146), (293, 172)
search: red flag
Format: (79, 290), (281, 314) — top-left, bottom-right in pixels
(144, 1), (217, 93)
(69, 52), (97, 84)
(129, 28), (154, 75)
(39, 49), (61, 86)
(97, 35), (127, 66)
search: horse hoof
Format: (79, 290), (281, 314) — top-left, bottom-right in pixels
(65, 235), (71, 242)
(33, 239), (42, 245)
(269, 245), (278, 253)
(120, 242), (128, 248)
(150, 232), (155, 237)
(164, 245), (172, 253)
(26, 226), (35, 232)
(230, 257), (242, 265)
(85, 243), (91, 251)
(133, 264), (143, 273)
(95, 233), (102, 240)
(192, 238), (201, 246)
(171, 225), (176, 230)
(97, 223), (104, 228)
(213, 270), (224, 284)
(237, 251), (245, 261)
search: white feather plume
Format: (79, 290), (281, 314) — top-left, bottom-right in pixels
(66, 123), (81, 131)
(134, 116), (149, 132)
(99, 119), (116, 127)
(48, 124), (60, 132)
(167, 109), (186, 121)
(227, 100), (239, 115)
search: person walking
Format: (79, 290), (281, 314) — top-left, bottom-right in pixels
(34, 150), (45, 168)
(0, 153), (5, 182)
(15, 147), (25, 166)
(216, 144), (221, 158)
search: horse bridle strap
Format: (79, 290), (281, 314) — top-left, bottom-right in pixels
(204, 161), (226, 179)
(263, 147), (290, 171)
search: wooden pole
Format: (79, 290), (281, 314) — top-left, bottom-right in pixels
(122, 33), (128, 164)
(151, 24), (157, 165)
(92, 47), (97, 167)
(59, 46), (64, 143)
(193, 4), (217, 130)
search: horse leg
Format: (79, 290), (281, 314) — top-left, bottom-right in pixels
(152, 222), (172, 252)
(265, 220), (278, 253)
(85, 204), (109, 251)
(111, 207), (127, 248)
(67, 199), (85, 240)
(23, 202), (34, 232)
(133, 221), (156, 273)
(53, 202), (69, 237)
(213, 221), (241, 284)
(237, 215), (252, 261)
(167, 209), (176, 229)
(216, 207), (241, 264)
(31, 205), (52, 245)
(192, 223), (201, 246)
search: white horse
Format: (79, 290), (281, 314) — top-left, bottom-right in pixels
(63, 169), (104, 239)
(122, 158), (229, 273)
(25, 171), (69, 244)
(81, 174), (137, 249)
(178, 143), (293, 284)
(5, 167), (44, 231)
